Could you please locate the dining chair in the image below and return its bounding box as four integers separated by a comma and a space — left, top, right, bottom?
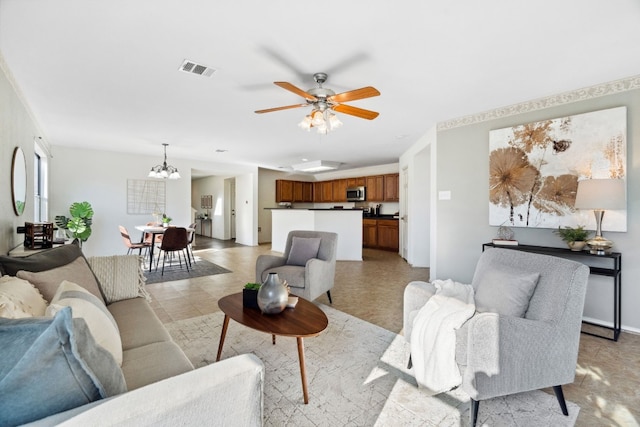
156, 227, 190, 275
186, 222, 197, 266
119, 225, 151, 268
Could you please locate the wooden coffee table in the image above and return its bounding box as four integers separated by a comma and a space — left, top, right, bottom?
216, 292, 328, 404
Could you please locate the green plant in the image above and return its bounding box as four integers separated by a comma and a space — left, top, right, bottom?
161, 213, 172, 224
55, 201, 94, 242
553, 225, 590, 242
244, 282, 261, 290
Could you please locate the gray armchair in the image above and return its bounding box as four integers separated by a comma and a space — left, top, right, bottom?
256, 230, 337, 303
404, 247, 590, 426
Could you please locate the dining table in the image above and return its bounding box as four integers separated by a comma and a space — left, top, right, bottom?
134, 225, 195, 272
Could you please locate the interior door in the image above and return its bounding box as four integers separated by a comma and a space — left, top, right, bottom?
230, 178, 236, 239
401, 167, 409, 260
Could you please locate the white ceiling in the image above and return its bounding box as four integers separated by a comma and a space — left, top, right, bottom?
2, 1, 640, 176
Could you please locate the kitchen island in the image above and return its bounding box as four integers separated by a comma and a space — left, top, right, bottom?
271, 209, 362, 261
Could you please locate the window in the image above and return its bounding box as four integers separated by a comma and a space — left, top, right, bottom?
34, 139, 48, 222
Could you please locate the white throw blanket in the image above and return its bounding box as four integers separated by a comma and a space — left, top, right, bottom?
410, 279, 475, 395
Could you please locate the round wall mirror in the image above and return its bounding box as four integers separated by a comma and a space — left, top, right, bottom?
11, 147, 27, 216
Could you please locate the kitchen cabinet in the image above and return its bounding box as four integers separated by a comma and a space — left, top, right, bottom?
293, 181, 314, 202
313, 181, 333, 202
362, 218, 399, 252
332, 179, 348, 202
362, 219, 378, 248
366, 175, 385, 201
377, 220, 399, 251
275, 179, 294, 202
383, 173, 399, 202
347, 177, 366, 187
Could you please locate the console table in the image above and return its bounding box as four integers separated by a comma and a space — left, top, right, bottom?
483, 243, 621, 341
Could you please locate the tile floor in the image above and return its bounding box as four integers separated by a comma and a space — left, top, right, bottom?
147, 237, 640, 426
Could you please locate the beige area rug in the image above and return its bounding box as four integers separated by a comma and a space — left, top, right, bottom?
166, 305, 579, 426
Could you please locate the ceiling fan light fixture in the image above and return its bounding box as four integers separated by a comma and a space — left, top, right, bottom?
291, 160, 341, 172
298, 115, 312, 131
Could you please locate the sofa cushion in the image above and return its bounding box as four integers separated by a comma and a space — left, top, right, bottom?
286, 237, 321, 267
108, 298, 172, 350
0, 307, 126, 426
121, 341, 193, 390
474, 267, 540, 318
0, 275, 47, 318
17, 256, 105, 305
47, 280, 123, 366
263, 265, 305, 289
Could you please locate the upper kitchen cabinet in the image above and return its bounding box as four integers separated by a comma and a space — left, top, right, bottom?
332, 179, 348, 202
366, 175, 385, 202
313, 181, 333, 202
346, 177, 366, 187
276, 179, 294, 202
293, 181, 314, 202
383, 173, 399, 201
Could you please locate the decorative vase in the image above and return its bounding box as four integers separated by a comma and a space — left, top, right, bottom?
257, 273, 288, 314
567, 241, 587, 252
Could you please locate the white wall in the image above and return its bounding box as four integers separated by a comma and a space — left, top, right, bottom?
191, 175, 225, 238
47, 146, 258, 257
234, 173, 257, 246
0, 57, 42, 255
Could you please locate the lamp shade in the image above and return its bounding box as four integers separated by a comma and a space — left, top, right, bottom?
574, 179, 626, 210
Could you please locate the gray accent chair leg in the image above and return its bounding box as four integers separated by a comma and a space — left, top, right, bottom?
553, 385, 569, 416
326, 290, 332, 304
470, 399, 479, 427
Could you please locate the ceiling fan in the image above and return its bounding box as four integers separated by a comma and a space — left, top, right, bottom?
255, 72, 380, 132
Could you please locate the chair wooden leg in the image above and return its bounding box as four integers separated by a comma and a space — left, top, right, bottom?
553, 385, 569, 416
326, 290, 332, 304
470, 399, 479, 427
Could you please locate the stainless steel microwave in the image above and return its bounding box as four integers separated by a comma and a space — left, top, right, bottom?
346, 186, 366, 201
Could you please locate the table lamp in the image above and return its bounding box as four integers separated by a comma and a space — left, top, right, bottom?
574, 178, 626, 255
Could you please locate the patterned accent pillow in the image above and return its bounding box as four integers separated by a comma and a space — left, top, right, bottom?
46, 280, 123, 366
0, 276, 47, 318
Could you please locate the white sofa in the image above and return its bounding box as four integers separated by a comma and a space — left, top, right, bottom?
0, 244, 264, 426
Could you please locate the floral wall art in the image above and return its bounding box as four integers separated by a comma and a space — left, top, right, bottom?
489, 106, 627, 231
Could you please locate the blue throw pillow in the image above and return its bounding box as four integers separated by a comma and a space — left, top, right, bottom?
0, 307, 126, 426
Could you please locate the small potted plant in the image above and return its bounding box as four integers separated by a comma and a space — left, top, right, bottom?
243, 283, 261, 308
161, 213, 172, 227
553, 225, 591, 251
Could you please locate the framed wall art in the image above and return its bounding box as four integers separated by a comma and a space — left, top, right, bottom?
127, 179, 166, 215
489, 106, 627, 231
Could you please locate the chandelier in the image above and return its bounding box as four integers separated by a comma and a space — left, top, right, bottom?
298, 104, 343, 135
148, 143, 180, 179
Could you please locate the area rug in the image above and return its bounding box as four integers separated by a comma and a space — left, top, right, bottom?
143, 256, 231, 284
166, 305, 579, 426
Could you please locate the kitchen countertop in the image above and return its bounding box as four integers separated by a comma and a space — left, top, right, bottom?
265, 207, 398, 219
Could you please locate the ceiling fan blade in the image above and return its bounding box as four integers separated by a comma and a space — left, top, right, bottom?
255, 103, 308, 114
274, 82, 317, 101
332, 104, 379, 120
329, 86, 380, 103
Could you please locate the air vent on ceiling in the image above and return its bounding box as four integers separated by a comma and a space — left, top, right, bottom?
179, 59, 216, 77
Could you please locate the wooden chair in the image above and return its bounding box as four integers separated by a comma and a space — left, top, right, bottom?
156, 227, 190, 276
